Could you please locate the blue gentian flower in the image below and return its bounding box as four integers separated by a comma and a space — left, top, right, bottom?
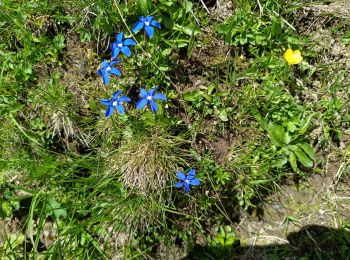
132, 16, 161, 38
136, 87, 166, 113
111, 32, 136, 58
97, 60, 122, 85
100, 90, 131, 117
175, 169, 200, 193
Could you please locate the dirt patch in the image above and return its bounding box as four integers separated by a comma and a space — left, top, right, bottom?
204, 137, 232, 164
295, 0, 350, 69
176, 35, 232, 93
210, 0, 234, 21
236, 155, 350, 254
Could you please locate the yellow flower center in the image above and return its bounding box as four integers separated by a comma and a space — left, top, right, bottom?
283, 48, 303, 65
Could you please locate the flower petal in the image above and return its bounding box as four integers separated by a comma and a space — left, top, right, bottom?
132, 21, 144, 33
151, 19, 161, 30
188, 169, 196, 177
102, 71, 110, 85
145, 16, 154, 22
118, 96, 131, 102
116, 104, 125, 115
153, 93, 166, 101
189, 178, 200, 186
139, 88, 148, 98
110, 67, 121, 76
100, 60, 108, 68
105, 105, 114, 118
176, 171, 186, 181
116, 32, 123, 42
124, 39, 136, 46
136, 97, 148, 110
174, 182, 184, 188
149, 100, 158, 113
148, 86, 158, 95
184, 183, 190, 193
100, 99, 110, 106
121, 46, 131, 57
111, 47, 120, 59
145, 26, 154, 38
112, 90, 121, 100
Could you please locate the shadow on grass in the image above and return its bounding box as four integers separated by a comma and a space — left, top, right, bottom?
185, 225, 350, 259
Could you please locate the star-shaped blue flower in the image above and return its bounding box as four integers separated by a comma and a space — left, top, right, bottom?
97, 60, 122, 85
175, 169, 201, 193
135, 87, 166, 113
111, 32, 136, 58
100, 90, 131, 117
132, 16, 161, 38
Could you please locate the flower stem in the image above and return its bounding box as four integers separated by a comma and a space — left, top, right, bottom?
143, 30, 148, 50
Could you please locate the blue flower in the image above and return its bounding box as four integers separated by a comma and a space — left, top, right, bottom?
100, 90, 131, 117
111, 32, 136, 58
136, 87, 166, 113
97, 60, 122, 85
175, 169, 200, 193
132, 16, 161, 38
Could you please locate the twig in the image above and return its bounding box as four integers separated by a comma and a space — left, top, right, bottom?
272, 10, 296, 31
257, 0, 263, 17
332, 161, 346, 191
190, 9, 201, 26
200, 0, 210, 14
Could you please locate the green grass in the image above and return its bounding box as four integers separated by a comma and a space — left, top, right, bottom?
1, 0, 350, 258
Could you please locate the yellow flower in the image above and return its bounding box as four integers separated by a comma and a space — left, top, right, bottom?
283, 48, 303, 65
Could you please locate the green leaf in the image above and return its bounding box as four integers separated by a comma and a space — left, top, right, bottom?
290, 145, 313, 168
168, 38, 189, 48
207, 83, 216, 95
161, 48, 172, 56
173, 24, 200, 36
342, 30, 350, 45
298, 113, 316, 134
273, 156, 288, 168
289, 151, 299, 173
184, 91, 200, 101
26, 193, 40, 246
201, 92, 212, 102
0, 201, 13, 218
217, 237, 225, 245
267, 123, 290, 146
217, 109, 228, 122
271, 20, 282, 36
159, 65, 169, 71
298, 142, 315, 161
226, 237, 236, 245
53, 35, 65, 50
255, 35, 265, 44
251, 108, 268, 131
181, 0, 193, 13
253, 110, 291, 145
45, 197, 67, 220
239, 37, 247, 45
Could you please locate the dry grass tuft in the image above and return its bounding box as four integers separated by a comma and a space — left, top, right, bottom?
107, 128, 190, 193
49, 111, 89, 149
